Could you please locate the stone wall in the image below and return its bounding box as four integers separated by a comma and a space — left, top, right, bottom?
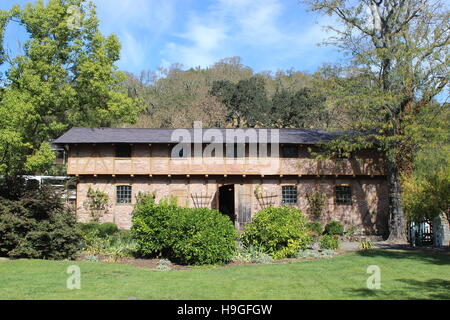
75, 175, 389, 235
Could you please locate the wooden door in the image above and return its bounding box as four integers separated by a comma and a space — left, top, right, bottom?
235, 184, 253, 230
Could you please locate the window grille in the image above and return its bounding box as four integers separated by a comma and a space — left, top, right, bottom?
336, 186, 352, 205
117, 185, 132, 204
282, 186, 298, 205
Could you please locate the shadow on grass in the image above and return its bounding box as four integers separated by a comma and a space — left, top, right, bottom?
356, 249, 450, 266
347, 250, 450, 300
347, 279, 450, 300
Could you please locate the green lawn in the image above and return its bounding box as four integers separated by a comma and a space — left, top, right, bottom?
0, 250, 449, 300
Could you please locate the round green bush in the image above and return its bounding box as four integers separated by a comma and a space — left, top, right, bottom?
319, 235, 340, 250
324, 221, 344, 235
77, 222, 101, 235
306, 222, 324, 236
132, 197, 237, 265
241, 206, 312, 260
132, 197, 179, 257
170, 208, 238, 265
98, 222, 119, 237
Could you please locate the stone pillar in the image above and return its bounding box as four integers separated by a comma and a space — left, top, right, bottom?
433, 213, 450, 247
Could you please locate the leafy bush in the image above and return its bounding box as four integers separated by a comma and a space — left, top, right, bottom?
241, 206, 312, 259
320, 249, 337, 258
82, 229, 107, 255
306, 222, 324, 237
77, 222, 101, 235
297, 249, 337, 259
79, 224, 136, 259
84, 254, 99, 262
253, 253, 274, 264
344, 225, 358, 236
360, 241, 374, 250
233, 242, 273, 264
324, 221, 344, 235
132, 197, 237, 265
0, 186, 81, 260
170, 208, 238, 265
77, 222, 119, 238
114, 229, 133, 242
319, 235, 340, 250
98, 222, 119, 237
156, 259, 173, 271
131, 196, 176, 256
296, 249, 320, 259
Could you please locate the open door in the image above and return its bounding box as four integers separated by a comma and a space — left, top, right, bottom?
235, 184, 252, 230
219, 185, 235, 223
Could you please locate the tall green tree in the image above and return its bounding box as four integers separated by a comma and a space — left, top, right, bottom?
210, 76, 271, 127
0, 0, 143, 175
304, 0, 449, 241
269, 88, 327, 128
402, 105, 450, 222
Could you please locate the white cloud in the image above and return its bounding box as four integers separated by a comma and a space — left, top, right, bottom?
120, 32, 147, 69
94, 0, 174, 31
163, 14, 229, 68
162, 0, 339, 70
216, 0, 285, 45
93, 0, 175, 71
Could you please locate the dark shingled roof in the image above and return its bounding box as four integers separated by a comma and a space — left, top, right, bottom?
53, 127, 346, 145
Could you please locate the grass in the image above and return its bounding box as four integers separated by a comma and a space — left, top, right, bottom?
0, 250, 449, 300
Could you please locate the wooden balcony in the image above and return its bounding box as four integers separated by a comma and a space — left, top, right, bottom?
67, 156, 385, 177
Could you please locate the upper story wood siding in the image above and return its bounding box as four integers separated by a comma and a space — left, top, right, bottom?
66, 143, 385, 176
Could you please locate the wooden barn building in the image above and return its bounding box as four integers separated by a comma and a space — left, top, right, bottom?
54, 127, 389, 236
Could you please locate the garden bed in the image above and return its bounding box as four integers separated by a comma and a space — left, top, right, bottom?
75, 247, 351, 270
75, 253, 190, 270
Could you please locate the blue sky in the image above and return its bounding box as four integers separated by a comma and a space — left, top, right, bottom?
1, 0, 344, 75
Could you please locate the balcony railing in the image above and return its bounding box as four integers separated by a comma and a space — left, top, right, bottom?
67, 156, 385, 176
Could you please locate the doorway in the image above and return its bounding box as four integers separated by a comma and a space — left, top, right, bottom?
219, 185, 235, 223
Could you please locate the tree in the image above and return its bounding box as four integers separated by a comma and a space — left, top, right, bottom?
121, 57, 326, 129
402, 106, 450, 222
402, 146, 450, 223
0, 0, 143, 176
210, 76, 271, 127
269, 88, 327, 128
304, 0, 449, 242
122, 65, 228, 128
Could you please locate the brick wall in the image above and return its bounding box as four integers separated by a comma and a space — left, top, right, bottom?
76, 175, 389, 236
